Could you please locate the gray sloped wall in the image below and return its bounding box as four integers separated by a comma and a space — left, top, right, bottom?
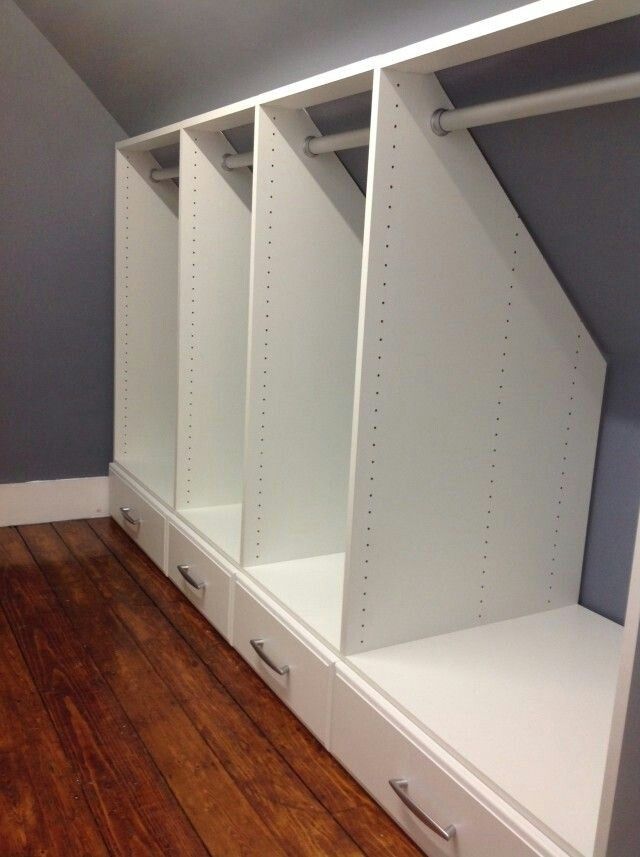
0, 0, 124, 482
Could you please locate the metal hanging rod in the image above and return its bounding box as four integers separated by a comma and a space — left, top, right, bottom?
431, 70, 640, 136
222, 150, 253, 170
150, 165, 179, 182
149, 125, 371, 179
304, 126, 369, 156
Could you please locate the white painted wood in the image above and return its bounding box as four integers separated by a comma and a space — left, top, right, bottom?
175, 126, 252, 541
115, 1, 637, 154
241, 103, 365, 566
246, 553, 344, 649
348, 606, 622, 857
233, 575, 334, 743
342, 68, 605, 655
167, 522, 233, 641
114, 149, 179, 506
109, 467, 167, 570
0, 477, 109, 526
595, 508, 640, 857
331, 662, 567, 857
178, 504, 242, 563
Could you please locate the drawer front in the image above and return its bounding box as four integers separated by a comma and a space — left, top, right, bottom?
233, 580, 332, 743
109, 471, 166, 570
167, 524, 232, 640
331, 670, 544, 857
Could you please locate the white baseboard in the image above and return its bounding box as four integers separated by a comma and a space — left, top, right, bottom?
0, 476, 109, 527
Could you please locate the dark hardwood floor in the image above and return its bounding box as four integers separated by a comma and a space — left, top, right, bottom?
0, 518, 423, 856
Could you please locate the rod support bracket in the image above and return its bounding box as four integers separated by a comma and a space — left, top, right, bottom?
221, 153, 233, 171
430, 108, 450, 136
303, 135, 318, 157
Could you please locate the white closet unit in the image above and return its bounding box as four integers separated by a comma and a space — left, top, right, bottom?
335, 65, 611, 857
110, 2, 640, 855
174, 111, 254, 562
114, 148, 179, 506
241, 80, 371, 649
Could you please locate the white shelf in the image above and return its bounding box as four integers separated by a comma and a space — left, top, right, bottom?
118, 457, 175, 506
349, 605, 622, 857
179, 504, 242, 562
246, 553, 345, 648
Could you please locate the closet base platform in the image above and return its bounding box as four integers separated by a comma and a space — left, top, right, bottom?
246, 552, 344, 650
346, 606, 622, 857
178, 503, 243, 562
117, 456, 175, 507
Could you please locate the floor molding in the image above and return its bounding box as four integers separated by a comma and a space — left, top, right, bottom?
0, 476, 109, 527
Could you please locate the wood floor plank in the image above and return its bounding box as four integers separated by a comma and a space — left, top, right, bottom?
21, 523, 290, 857
87, 517, 423, 856
0, 526, 209, 857
88, 517, 367, 812
0, 606, 108, 857
55, 518, 366, 857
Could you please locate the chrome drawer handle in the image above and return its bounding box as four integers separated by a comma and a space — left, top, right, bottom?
389, 779, 456, 842
250, 638, 289, 676
177, 564, 206, 591
119, 506, 140, 525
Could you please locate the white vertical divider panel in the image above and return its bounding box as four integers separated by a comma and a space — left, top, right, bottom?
342, 69, 605, 655
241, 105, 365, 567
175, 127, 252, 511
114, 150, 179, 505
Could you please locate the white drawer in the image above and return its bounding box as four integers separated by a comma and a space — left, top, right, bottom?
233, 578, 333, 743
109, 470, 166, 570
167, 524, 233, 641
331, 665, 560, 857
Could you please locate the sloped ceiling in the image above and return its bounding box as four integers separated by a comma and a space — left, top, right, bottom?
13, 0, 524, 134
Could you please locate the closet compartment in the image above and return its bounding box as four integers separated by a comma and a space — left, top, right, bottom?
340, 66, 614, 857
174, 113, 254, 561
114, 143, 179, 505
167, 521, 233, 641
240, 79, 372, 649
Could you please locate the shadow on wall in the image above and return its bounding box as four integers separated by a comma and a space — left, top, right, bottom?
581, 359, 640, 624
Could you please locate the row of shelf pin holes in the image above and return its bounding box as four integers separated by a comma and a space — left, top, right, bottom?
479, 225, 520, 620
122, 160, 130, 455
361, 81, 401, 645
255, 116, 278, 560
184, 138, 199, 504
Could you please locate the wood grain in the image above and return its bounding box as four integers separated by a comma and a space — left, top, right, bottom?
55, 519, 363, 857
0, 526, 208, 857
0, 606, 108, 857
88, 517, 423, 856
20, 523, 288, 857
0, 518, 423, 856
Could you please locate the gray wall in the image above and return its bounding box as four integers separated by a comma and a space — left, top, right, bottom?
0, 0, 123, 482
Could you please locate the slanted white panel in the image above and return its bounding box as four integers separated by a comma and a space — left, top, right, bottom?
349, 605, 622, 857
342, 69, 605, 654
114, 150, 179, 505
175, 127, 252, 521
242, 105, 365, 566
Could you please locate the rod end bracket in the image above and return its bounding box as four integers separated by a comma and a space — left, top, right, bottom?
303, 135, 318, 157
430, 108, 450, 136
